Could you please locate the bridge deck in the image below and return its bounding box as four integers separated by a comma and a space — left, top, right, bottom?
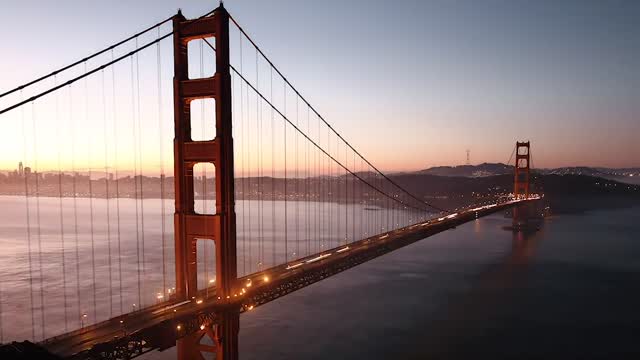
42, 199, 537, 358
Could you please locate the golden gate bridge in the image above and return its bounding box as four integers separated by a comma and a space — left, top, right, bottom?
0, 4, 541, 359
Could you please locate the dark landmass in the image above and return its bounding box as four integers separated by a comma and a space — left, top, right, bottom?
0, 341, 61, 360
391, 172, 640, 214
411, 163, 640, 185
413, 162, 513, 177
0, 169, 638, 214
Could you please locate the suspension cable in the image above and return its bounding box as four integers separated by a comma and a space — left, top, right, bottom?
0, 32, 172, 116
227, 15, 447, 214
1, 6, 223, 115
0, 15, 175, 99
506, 144, 516, 168
221, 57, 429, 212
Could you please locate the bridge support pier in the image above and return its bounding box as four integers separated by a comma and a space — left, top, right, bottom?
176, 310, 239, 360
173, 4, 238, 360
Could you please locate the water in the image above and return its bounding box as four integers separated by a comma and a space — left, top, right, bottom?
0, 195, 420, 342
2, 196, 638, 358
148, 205, 640, 359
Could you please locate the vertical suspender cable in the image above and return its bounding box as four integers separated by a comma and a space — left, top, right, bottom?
327, 128, 332, 247
32, 101, 46, 340
295, 96, 299, 257
325, 126, 333, 247
270, 67, 275, 267
256, 50, 264, 268
306, 106, 310, 255
389, 181, 392, 229
31, 100, 46, 339
102, 68, 113, 319
131, 55, 142, 309
321, 121, 324, 249
135, 38, 147, 306
231, 71, 240, 275
85, 62, 97, 323
157, 27, 167, 298
238, 34, 246, 275
240, 41, 252, 273
316, 117, 320, 252
111, 51, 124, 314
70, 84, 82, 327
21, 92, 36, 341
376, 172, 380, 231
283, 83, 288, 262
345, 141, 348, 243
55, 75, 69, 332
352, 151, 356, 240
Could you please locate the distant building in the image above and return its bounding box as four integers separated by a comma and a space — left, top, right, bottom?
18, 161, 24, 176
24, 167, 31, 177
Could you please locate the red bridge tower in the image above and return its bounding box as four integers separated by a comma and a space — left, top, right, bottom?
513, 141, 534, 229
172, 5, 238, 360
514, 141, 530, 200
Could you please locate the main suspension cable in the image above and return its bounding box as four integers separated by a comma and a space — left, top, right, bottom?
201, 38, 429, 214
227, 15, 448, 214
226, 60, 428, 212
0, 32, 172, 116
0, 15, 175, 99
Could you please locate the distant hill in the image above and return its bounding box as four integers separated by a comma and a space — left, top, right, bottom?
415, 163, 513, 177
412, 163, 640, 184
543, 167, 640, 185
388, 172, 640, 213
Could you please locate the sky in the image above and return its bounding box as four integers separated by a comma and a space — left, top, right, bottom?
0, 0, 639, 173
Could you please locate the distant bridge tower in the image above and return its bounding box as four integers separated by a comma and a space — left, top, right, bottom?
514, 141, 530, 200
513, 141, 533, 230
466, 149, 470, 165
173, 4, 238, 360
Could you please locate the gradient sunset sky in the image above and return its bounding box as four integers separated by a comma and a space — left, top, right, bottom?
1, 0, 638, 172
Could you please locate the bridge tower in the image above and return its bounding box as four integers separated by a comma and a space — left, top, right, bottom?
514, 141, 530, 200
513, 141, 531, 229
173, 4, 238, 360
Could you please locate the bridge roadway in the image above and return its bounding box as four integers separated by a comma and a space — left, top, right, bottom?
42, 198, 538, 359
